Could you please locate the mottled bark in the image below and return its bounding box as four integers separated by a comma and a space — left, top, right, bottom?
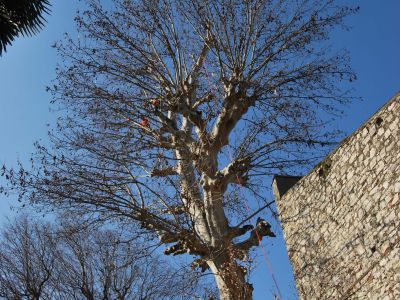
208, 255, 252, 300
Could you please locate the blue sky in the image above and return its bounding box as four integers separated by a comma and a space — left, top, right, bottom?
0, 1, 399, 299
0, 2, 80, 215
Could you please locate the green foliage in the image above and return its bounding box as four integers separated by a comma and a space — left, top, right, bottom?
0, 0, 51, 55
318, 157, 332, 178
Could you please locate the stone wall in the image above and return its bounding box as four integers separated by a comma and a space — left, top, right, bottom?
273, 94, 400, 299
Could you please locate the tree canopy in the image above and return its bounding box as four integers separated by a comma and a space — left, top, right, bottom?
2, 0, 358, 299
0, 215, 209, 299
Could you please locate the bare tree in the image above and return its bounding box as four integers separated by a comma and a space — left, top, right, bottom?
3, 0, 358, 298
0, 217, 209, 300
53, 221, 203, 300
0, 216, 57, 300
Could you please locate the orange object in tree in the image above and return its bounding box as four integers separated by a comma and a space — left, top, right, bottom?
150, 98, 160, 107
140, 118, 150, 127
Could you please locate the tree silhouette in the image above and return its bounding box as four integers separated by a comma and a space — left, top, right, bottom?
0, 0, 51, 55
3, 0, 358, 298
0, 216, 210, 299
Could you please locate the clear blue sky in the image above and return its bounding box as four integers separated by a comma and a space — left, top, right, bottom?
0, 1, 399, 299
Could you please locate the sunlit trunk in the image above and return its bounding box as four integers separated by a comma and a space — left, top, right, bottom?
203, 189, 229, 247
208, 255, 253, 300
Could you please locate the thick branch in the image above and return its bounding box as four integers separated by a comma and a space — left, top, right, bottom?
215, 156, 251, 188
150, 167, 178, 177
226, 224, 254, 240
175, 140, 212, 244
234, 218, 275, 251
153, 110, 196, 146
188, 43, 209, 83
163, 237, 209, 257
209, 80, 256, 151
193, 92, 213, 109
168, 97, 206, 132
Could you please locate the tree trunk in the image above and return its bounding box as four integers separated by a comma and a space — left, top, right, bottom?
207, 255, 253, 300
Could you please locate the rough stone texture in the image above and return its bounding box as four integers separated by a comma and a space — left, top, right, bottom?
273, 93, 400, 299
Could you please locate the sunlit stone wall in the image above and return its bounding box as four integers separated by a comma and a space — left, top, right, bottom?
274, 94, 400, 299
